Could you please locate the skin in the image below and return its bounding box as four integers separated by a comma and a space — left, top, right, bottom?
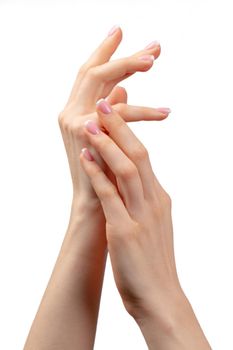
80, 101, 212, 349
23, 26, 170, 349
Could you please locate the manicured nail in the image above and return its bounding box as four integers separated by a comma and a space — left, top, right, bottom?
156, 107, 171, 114
138, 54, 155, 62
84, 120, 101, 135
81, 148, 94, 161
144, 40, 160, 49
97, 99, 112, 114
108, 25, 120, 37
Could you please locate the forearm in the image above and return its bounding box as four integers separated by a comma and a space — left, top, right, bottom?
24, 197, 107, 350
136, 289, 211, 350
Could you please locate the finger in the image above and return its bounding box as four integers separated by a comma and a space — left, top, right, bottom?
101, 86, 128, 137
96, 99, 163, 201
67, 26, 123, 105
82, 102, 170, 134
74, 101, 170, 148
80, 26, 123, 70
89, 43, 160, 100
106, 85, 128, 105
102, 42, 161, 93
83, 119, 145, 218
102, 40, 161, 90
76, 54, 156, 110
113, 103, 171, 121
79, 147, 131, 226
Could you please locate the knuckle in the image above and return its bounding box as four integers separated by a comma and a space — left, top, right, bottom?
131, 144, 149, 162
118, 162, 138, 180
90, 166, 102, 180
114, 114, 125, 128
113, 102, 125, 113
58, 111, 69, 131
162, 191, 172, 208
86, 67, 100, 80
95, 135, 111, 152
58, 111, 84, 138
78, 63, 88, 75
99, 186, 118, 201
157, 190, 172, 213
70, 121, 84, 138
58, 110, 65, 125
108, 221, 136, 243
91, 169, 118, 201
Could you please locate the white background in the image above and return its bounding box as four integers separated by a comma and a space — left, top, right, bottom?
0, 0, 232, 349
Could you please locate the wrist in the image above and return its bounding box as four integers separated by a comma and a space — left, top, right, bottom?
133, 285, 185, 329
135, 288, 211, 350
67, 193, 102, 231
60, 194, 107, 262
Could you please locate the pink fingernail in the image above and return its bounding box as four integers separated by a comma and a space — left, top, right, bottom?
97, 99, 112, 114
108, 25, 120, 36
84, 120, 101, 135
144, 40, 160, 49
156, 107, 171, 114
81, 148, 94, 161
138, 54, 155, 62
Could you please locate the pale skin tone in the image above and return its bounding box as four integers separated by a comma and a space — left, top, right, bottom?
24, 26, 211, 349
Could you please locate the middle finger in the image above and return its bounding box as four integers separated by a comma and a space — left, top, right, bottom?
76, 53, 155, 110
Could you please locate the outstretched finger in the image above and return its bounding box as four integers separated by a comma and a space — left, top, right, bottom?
76, 54, 156, 108
67, 26, 123, 105
113, 103, 170, 121
80, 102, 170, 139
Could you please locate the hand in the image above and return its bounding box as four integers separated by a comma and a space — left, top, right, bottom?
79, 100, 211, 350
23, 28, 173, 350
58, 26, 169, 206
80, 99, 176, 319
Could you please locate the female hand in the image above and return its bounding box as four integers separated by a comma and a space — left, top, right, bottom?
23, 28, 173, 350
80, 98, 176, 318
80, 100, 211, 350
58, 26, 169, 207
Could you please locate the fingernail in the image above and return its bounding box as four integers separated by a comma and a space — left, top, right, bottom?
156, 107, 171, 114
84, 120, 101, 135
108, 25, 120, 37
97, 99, 112, 114
138, 54, 155, 62
144, 40, 160, 49
81, 148, 94, 161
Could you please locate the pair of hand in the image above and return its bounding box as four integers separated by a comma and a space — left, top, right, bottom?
23, 25, 211, 350
58, 25, 178, 324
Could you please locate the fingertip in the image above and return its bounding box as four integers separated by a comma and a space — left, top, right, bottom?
96, 99, 112, 115
106, 85, 128, 105
107, 25, 123, 41
160, 114, 169, 120
117, 85, 128, 101
152, 42, 161, 58
155, 44, 161, 57
149, 112, 169, 121
156, 113, 170, 121
117, 26, 123, 39
81, 147, 95, 161
156, 108, 171, 117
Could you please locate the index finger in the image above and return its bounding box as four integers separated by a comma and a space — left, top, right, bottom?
67, 26, 123, 104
